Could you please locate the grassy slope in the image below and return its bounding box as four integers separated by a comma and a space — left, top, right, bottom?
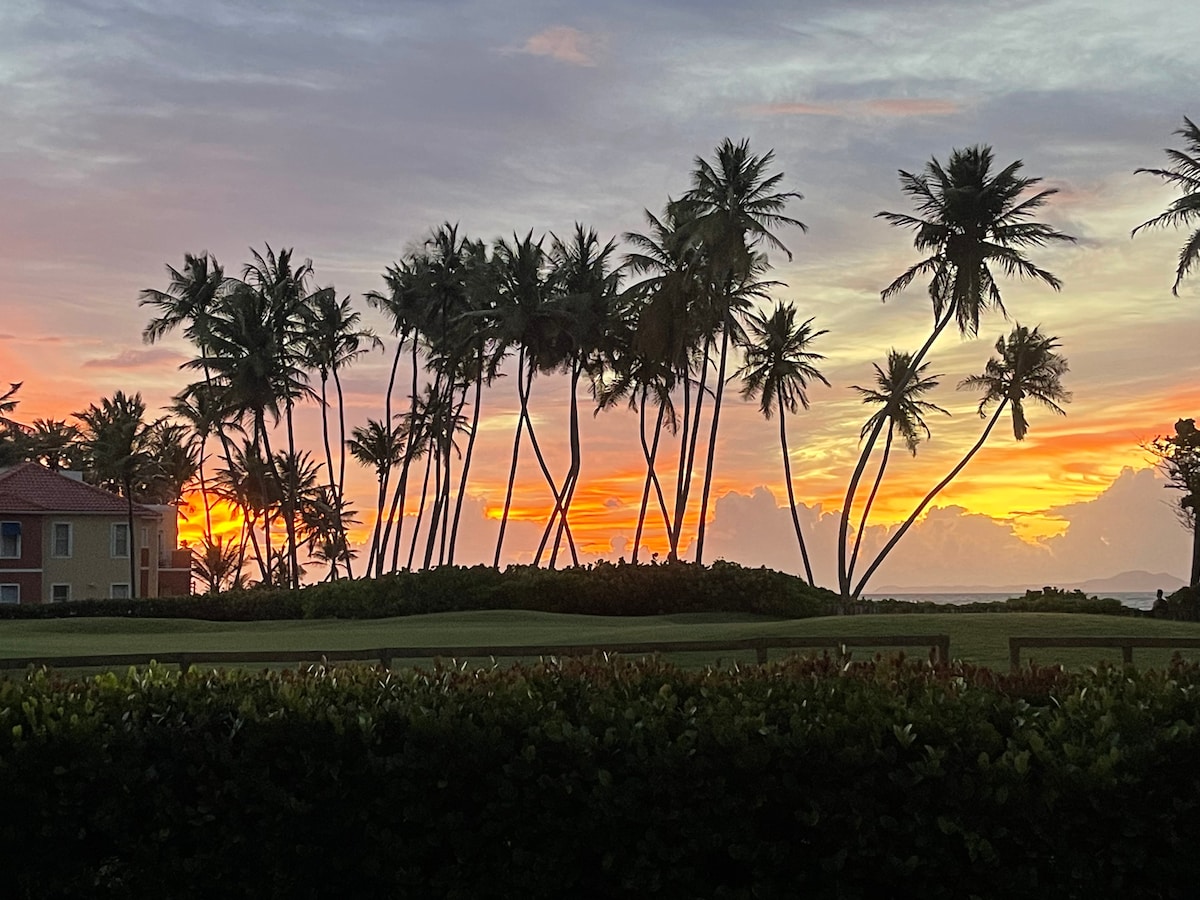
6, 611, 1200, 671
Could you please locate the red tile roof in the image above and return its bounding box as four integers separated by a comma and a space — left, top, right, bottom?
0, 462, 158, 517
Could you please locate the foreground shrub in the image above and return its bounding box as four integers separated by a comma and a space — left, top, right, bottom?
2, 656, 1199, 898
0, 560, 839, 622
1161, 584, 1200, 620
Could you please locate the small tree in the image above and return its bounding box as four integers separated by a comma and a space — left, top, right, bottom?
1147, 418, 1200, 587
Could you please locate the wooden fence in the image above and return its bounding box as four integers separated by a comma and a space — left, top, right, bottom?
1010, 635, 1200, 670
0, 634, 951, 673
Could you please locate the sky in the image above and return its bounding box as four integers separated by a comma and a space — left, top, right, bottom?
1, 0, 1197, 590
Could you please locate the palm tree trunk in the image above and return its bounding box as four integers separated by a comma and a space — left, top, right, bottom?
695, 322, 731, 564
838, 305, 956, 597
494, 349, 527, 567
851, 400, 1009, 599
373, 338, 404, 573
448, 366, 483, 565
283, 399, 301, 589
632, 392, 664, 563
197, 434, 213, 543
777, 398, 815, 585
407, 449, 434, 570
385, 342, 422, 574
668, 374, 692, 562
847, 424, 894, 590
540, 363, 581, 566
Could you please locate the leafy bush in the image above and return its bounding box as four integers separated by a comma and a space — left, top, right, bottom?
1160, 584, 1200, 620
2, 656, 1198, 898
855, 586, 1136, 617
0, 560, 839, 622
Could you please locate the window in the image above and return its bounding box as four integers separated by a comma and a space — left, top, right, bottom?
51, 584, 70, 603
0, 584, 18, 604
111, 523, 130, 558
1, 522, 20, 559
52, 522, 73, 558
110, 583, 131, 600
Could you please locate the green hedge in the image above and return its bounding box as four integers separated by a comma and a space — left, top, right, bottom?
2, 656, 1199, 898
0, 560, 840, 621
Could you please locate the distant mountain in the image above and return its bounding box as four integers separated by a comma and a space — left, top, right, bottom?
873, 569, 1187, 596
1074, 571, 1186, 594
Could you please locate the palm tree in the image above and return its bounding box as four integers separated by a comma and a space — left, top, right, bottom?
1133, 116, 1200, 295
0, 382, 27, 466
191, 534, 242, 594
622, 202, 706, 561
487, 231, 575, 566
74, 391, 158, 597
735, 302, 828, 584
302, 290, 381, 576
347, 418, 405, 575
537, 224, 622, 566
681, 138, 806, 564
850, 324, 1070, 598
844, 352, 948, 588
28, 419, 81, 472
839, 145, 1074, 597
1146, 419, 1200, 586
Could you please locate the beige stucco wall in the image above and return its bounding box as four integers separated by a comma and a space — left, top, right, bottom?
41, 513, 159, 602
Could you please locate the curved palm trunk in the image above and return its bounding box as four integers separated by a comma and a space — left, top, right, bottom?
541, 363, 582, 567
365, 470, 388, 576
448, 367, 484, 564
525, 392, 578, 566
407, 450, 434, 570
777, 399, 815, 586
332, 365, 353, 576
695, 323, 732, 564
283, 400, 301, 589
379, 340, 418, 574
851, 400, 1008, 599
387, 453, 415, 573
671, 348, 711, 561
197, 434, 213, 542
847, 424, 894, 590
373, 339, 404, 573
422, 437, 444, 570
494, 349, 528, 567
667, 374, 692, 562
838, 306, 955, 597
632, 393, 666, 563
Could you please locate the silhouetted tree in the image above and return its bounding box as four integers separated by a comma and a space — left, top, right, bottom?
1133, 116, 1200, 295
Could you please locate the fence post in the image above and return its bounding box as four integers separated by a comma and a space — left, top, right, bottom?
1122, 645, 1134, 665
1009, 640, 1022, 672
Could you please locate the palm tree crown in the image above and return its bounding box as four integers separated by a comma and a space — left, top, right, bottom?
852, 351, 948, 456
737, 303, 829, 417
1133, 116, 1200, 295
878, 145, 1075, 336
959, 323, 1071, 441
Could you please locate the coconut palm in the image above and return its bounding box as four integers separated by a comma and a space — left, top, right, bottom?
1133, 116, 1200, 295
735, 302, 828, 584
191, 534, 242, 594
302, 290, 381, 576
844, 352, 948, 587
73, 391, 158, 598
28, 419, 81, 472
622, 202, 707, 561
681, 138, 805, 564
850, 324, 1070, 597
347, 418, 405, 575
839, 146, 1074, 597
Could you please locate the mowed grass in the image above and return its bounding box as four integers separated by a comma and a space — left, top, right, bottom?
6, 611, 1200, 673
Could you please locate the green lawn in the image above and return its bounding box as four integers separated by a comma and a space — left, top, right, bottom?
6, 610, 1200, 673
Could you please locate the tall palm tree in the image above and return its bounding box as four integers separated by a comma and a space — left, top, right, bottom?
735, 302, 828, 584
1133, 116, 1200, 295
74, 391, 158, 598
241, 245, 321, 588
0, 382, 27, 466
537, 224, 622, 566
844, 352, 948, 587
302, 290, 381, 576
850, 324, 1070, 597
682, 138, 806, 564
839, 146, 1074, 597
488, 231, 575, 566
623, 202, 706, 561
347, 418, 405, 575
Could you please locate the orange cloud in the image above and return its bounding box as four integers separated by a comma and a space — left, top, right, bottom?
519, 26, 599, 66
83, 347, 188, 370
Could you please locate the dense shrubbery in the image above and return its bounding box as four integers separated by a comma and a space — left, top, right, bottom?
858, 586, 1136, 617
0, 560, 840, 621
2, 655, 1199, 898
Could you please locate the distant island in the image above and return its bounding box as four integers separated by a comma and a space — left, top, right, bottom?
873, 570, 1187, 595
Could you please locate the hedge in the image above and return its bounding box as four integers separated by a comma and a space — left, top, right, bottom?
0, 560, 841, 621
3, 655, 1199, 898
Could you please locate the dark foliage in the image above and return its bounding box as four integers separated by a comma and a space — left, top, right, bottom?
3, 656, 1199, 898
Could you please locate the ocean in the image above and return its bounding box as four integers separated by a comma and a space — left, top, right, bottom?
862, 591, 1159, 612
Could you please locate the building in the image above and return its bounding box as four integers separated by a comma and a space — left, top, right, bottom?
0, 462, 191, 604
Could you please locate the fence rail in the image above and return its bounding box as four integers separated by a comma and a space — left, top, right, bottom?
1010, 636, 1200, 670
0, 634, 950, 673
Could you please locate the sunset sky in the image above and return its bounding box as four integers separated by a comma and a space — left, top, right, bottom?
2, 0, 1197, 590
